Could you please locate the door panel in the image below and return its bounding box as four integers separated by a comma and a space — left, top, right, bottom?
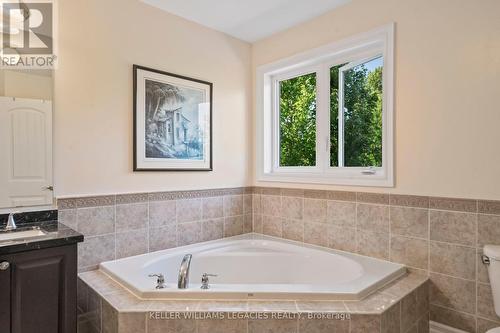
0, 96, 53, 208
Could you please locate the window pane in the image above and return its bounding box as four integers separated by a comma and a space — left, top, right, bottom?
330, 63, 347, 167
331, 56, 383, 167
279, 72, 317, 167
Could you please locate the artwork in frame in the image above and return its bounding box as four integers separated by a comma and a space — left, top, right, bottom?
133, 65, 212, 171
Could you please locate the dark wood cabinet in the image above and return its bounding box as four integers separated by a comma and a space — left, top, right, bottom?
0, 244, 77, 333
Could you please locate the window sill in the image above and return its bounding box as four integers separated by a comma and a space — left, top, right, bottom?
257, 173, 394, 187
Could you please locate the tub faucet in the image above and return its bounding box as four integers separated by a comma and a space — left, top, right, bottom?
5, 213, 17, 231
178, 254, 192, 289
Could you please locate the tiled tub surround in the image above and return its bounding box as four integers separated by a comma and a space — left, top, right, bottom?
57, 188, 253, 272
252, 188, 500, 333
77, 269, 429, 333
62, 186, 500, 332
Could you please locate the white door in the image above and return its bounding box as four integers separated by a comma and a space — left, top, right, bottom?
0, 97, 53, 208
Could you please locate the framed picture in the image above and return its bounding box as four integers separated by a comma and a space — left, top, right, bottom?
133, 65, 213, 171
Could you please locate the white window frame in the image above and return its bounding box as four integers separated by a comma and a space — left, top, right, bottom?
256, 23, 394, 187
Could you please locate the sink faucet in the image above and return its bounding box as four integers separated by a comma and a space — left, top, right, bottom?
5, 213, 17, 231
178, 254, 192, 289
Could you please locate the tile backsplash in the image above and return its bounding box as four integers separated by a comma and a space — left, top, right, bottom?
60, 186, 500, 333
57, 188, 252, 272
252, 187, 500, 333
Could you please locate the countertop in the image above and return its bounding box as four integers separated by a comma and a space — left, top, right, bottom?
0, 210, 84, 255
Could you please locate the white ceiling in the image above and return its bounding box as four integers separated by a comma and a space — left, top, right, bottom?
141, 0, 350, 42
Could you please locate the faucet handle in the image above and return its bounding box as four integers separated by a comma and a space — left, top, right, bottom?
148, 273, 166, 289
201, 273, 218, 290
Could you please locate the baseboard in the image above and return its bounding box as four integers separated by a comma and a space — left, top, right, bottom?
430, 321, 469, 333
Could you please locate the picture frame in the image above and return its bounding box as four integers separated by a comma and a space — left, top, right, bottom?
133, 65, 213, 171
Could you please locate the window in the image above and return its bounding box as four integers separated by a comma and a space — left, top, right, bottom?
257, 24, 394, 186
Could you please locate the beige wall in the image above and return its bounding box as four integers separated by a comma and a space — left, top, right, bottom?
54, 0, 252, 197
252, 0, 500, 200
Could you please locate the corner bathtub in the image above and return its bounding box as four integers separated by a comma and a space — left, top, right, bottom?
99, 234, 405, 300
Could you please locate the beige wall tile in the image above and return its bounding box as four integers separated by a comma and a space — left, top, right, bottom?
356, 230, 389, 260
390, 236, 429, 270
201, 218, 224, 242
401, 284, 429, 332
244, 214, 253, 233
77, 206, 115, 236
116, 203, 148, 231
350, 314, 381, 333
118, 313, 145, 333
101, 299, 118, 333
303, 198, 327, 223
224, 195, 244, 217
390, 194, 429, 208
262, 195, 282, 217
253, 214, 263, 234
479, 200, 500, 215
76, 195, 115, 208
283, 219, 304, 242
202, 197, 223, 219
262, 187, 282, 195
357, 204, 390, 233
59, 209, 78, 230
115, 193, 148, 205
304, 222, 328, 247
244, 194, 253, 215
381, 302, 400, 333
477, 317, 500, 333
430, 210, 477, 246
224, 216, 244, 237
281, 196, 303, 220
149, 201, 176, 227
429, 304, 476, 333
357, 192, 390, 205
177, 222, 202, 246
429, 242, 476, 280
429, 273, 476, 314
177, 199, 202, 223
147, 317, 196, 333
149, 225, 176, 252
197, 318, 246, 333
390, 206, 429, 239
478, 283, 500, 322
253, 194, 262, 215
281, 188, 304, 197
248, 318, 297, 333
298, 317, 349, 333
429, 197, 477, 213
262, 215, 283, 237
327, 201, 356, 227
304, 189, 328, 199
116, 229, 148, 259
78, 234, 115, 268
326, 190, 356, 202
478, 214, 500, 246
328, 226, 356, 253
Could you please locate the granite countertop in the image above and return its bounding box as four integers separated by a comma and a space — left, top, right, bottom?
0, 210, 84, 255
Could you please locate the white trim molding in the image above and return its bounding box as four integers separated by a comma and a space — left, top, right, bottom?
255, 23, 395, 187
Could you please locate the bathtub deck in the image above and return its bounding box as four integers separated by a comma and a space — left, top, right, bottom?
78, 269, 429, 333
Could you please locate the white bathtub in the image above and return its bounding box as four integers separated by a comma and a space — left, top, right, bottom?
99, 234, 405, 300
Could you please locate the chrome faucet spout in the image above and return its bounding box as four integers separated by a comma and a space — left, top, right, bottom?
178, 254, 192, 289
6, 213, 17, 231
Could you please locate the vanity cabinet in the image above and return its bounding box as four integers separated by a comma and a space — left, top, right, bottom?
0, 244, 77, 333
